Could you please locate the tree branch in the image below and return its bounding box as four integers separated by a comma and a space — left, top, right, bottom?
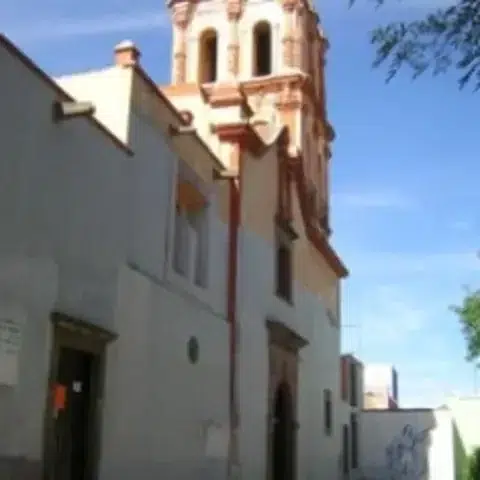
451, 288, 480, 365
370, 0, 480, 89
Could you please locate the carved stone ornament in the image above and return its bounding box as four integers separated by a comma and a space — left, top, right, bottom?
282, 37, 295, 67
172, 2, 191, 28
282, 0, 297, 12
227, 44, 240, 75
277, 81, 298, 109
173, 52, 187, 83
227, 0, 243, 20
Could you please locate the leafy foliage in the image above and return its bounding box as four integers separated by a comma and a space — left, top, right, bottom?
369, 0, 480, 89
467, 446, 480, 480
451, 289, 480, 365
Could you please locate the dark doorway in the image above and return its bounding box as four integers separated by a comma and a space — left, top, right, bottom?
272, 382, 295, 480
43, 314, 114, 480
52, 347, 96, 480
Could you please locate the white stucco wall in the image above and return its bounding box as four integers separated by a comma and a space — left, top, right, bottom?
447, 396, 480, 456
236, 226, 342, 479
98, 83, 230, 479
0, 36, 130, 471
359, 409, 455, 480
2, 37, 344, 480
0, 38, 229, 480
56, 67, 132, 143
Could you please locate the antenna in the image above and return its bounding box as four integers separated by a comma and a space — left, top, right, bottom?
474, 364, 479, 395
342, 323, 363, 357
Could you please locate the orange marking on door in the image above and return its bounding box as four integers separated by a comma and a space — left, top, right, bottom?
53, 384, 67, 411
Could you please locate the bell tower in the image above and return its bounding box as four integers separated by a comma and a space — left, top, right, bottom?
165, 0, 335, 233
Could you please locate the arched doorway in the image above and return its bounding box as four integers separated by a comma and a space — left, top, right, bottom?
272, 382, 295, 480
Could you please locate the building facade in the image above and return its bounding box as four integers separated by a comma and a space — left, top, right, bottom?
358, 397, 480, 480
363, 364, 399, 410
0, 33, 230, 480
0, 0, 347, 475
339, 354, 363, 479
359, 408, 454, 480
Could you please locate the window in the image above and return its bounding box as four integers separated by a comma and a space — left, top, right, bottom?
342, 424, 350, 474
350, 413, 359, 469
275, 240, 293, 303
173, 179, 209, 288
198, 29, 218, 83
324, 389, 332, 436
253, 21, 272, 76
350, 361, 358, 407
340, 357, 349, 402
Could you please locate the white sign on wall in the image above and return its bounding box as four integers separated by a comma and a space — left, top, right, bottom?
204, 421, 229, 459
0, 309, 25, 386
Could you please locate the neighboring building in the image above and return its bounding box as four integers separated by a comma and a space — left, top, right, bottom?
0, 0, 347, 475
339, 354, 364, 479
357, 397, 480, 480
359, 408, 454, 480
447, 395, 480, 477
363, 363, 399, 410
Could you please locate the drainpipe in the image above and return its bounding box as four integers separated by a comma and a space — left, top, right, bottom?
225, 154, 242, 480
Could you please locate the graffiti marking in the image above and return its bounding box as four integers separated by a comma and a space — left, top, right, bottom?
385, 424, 432, 480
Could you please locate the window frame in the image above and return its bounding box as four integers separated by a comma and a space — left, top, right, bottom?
170, 160, 211, 290
350, 413, 359, 469
349, 361, 358, 408
340, 357, 349, 402
252, 21, 273, 77
198, 28, 218, 84
274, 221, 296, 304
324, 388, 333, 436
342, 424, 350, 474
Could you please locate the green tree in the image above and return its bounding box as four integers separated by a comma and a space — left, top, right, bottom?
369, 0, 480, 89
467, 446, 480, 480
451, 289, 480, 366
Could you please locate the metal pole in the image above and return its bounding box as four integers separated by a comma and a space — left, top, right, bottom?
342, 324, 362, 356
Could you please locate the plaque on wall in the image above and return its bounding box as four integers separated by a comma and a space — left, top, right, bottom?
0, 307, 26, 386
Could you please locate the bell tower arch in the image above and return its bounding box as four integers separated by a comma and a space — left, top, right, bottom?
165, 0, 335, 233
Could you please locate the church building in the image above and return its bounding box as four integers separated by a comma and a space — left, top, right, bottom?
159, 0, 349, 476
0, 0, 349, 477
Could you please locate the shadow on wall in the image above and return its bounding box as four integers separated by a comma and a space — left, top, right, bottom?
358, 409, 437, 480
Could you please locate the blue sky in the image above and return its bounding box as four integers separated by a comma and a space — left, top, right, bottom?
4, 0, 479, 407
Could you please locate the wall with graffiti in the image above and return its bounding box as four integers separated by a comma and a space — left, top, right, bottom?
358, 408, 455, 480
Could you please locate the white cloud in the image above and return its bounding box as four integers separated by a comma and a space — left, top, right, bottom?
333, 190, 414, 210
400, 378, 450, 408
342, 282, 477, 407
342, 286, 461, 407
345, 250, 480, 276
5, 10, 168, 42
398, 366, 476, 408
361, 284, 430, 338
342, 284, 434, 356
